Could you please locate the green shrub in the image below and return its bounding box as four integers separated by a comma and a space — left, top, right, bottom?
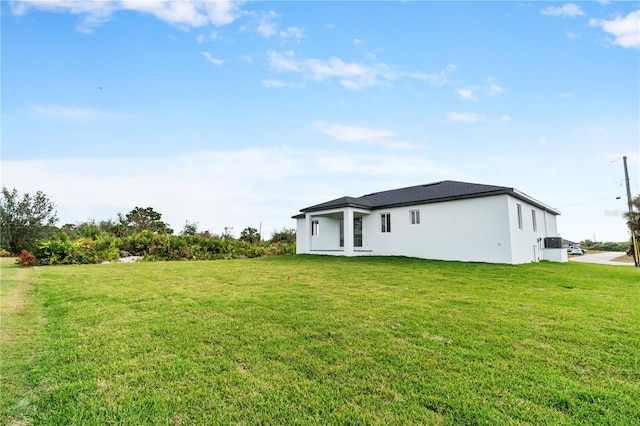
120, 230, 167, 257
76, 223, 102, 239
30, 231, 296, 265
69, 238, 98, 264
0, 249, 11, 257
34, 240, 73, 265
579, 240, 630, 252
270, 227, 296, 244
94, 234, 120, 262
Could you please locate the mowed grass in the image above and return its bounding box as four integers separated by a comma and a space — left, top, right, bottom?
2, 256, 639, 425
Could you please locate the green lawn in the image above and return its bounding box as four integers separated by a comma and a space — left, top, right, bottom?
2, 256, 638, 425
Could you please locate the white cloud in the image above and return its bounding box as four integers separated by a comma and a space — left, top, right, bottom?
446, 112, 484, 124
201, 51, 223, 66
11, 0, 244, 32
266, 50, 301, 72
199, 0, 241, 26
501, 115, 511, 122
261, 79, 302, 89
315, 121, 394, 142
196, 30, 220, 43
262, 79, 286, 88
11, 0, 115, 33
315, 154, 456, 177
267, 50, 390, 89
541, 3, 585, 17
256, 10, 277, 37
314, 121, 423, 149
280, 27, 304, 42
488, 83, 504, 96
408, 64, 457, 87
353, 38, 363, 45
266, 50, 455, 90
590, 11, 640, 49
457, 89, 476, 101
456, 80, 502, 100
0, 147, 456, 236
28, 104, 120, 122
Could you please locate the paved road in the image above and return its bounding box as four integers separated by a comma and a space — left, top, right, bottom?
568, 251, 635, 266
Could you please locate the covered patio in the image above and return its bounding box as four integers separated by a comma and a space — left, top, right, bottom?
302, 207, 372, 255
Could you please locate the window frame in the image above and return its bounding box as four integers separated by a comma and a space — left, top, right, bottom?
410, 209, 421, 225
311, 219, 319, 236
353, 217, 363, 247
516, 204, 523, 230
532, 210, 537, 232
381, 213, 391, 233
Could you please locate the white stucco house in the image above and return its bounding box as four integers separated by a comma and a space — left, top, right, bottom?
292, 180, 568, 264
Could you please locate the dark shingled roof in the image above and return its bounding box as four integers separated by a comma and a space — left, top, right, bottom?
294, 180, 560, 217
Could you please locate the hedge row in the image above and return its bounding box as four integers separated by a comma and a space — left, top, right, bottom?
579, 240, 630, 252
29, 230, 295, 265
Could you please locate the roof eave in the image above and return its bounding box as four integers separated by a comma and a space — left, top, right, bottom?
301, 202, 373, 213
511, 189, 561, 215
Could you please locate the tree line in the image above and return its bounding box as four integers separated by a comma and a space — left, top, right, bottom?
1, 187, 295, 266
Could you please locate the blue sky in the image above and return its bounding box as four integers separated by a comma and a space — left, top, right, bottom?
2, 1, 639, 242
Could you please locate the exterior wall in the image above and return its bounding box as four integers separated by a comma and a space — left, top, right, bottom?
296, 216, 342, 253
295, 218, 307, 254
361, 195, 514, 263
508, 197, 541, 264
544, 210, 558, 235
295, 194, 564, 264
309, 216, 342, 251
505, 196, 561, 264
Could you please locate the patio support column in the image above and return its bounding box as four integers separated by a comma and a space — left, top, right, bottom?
344, 208, 354, 256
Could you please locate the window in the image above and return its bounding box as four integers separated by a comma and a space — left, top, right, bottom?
516, 204, 522, 230
410, 209, 420, 225
311, 219, 319, 236
532, 210, 537, 232
339, 219, 344, 247
381, 213, 391, 233
354, 217, 363, 247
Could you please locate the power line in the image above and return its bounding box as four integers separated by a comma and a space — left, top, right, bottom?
558, 196, 623, 208
553, 180, 621, 202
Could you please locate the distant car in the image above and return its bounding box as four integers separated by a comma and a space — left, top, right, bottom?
570, 247, 585, 255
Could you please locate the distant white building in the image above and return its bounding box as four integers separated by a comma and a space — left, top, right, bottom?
292, 180, 567, 265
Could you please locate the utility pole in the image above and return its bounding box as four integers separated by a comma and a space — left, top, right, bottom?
623, 156, 633, 214
623, 156, 639, 267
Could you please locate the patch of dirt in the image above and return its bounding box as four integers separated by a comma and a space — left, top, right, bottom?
611, 254, 634, 263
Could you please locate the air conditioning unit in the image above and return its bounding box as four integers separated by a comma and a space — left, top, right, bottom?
544, 237, 563, 249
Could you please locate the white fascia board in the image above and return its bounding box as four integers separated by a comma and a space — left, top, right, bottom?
512, 189, 561, 215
